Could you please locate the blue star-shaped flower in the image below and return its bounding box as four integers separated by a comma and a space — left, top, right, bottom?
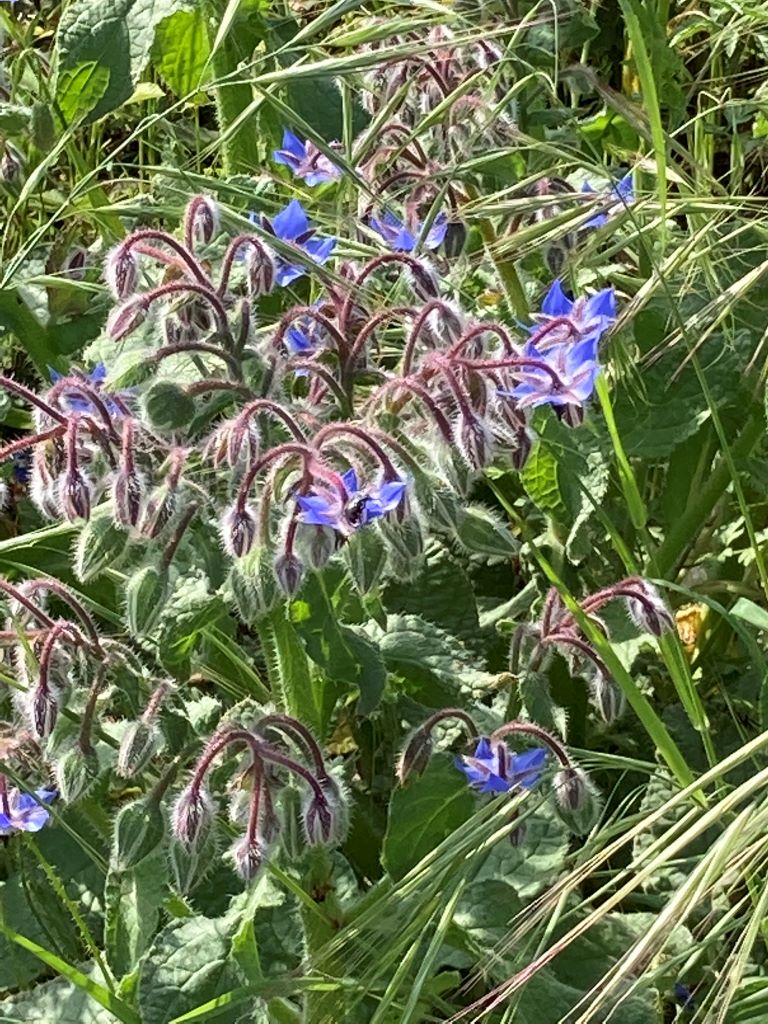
456, 737, 547, 794
369, 210, 448, 252
296, 468, 407, 533
500, 336, 601, 410
0, 787, 56, 835
250, 200, 336, 287
531, 279, 616, 349
273, 128, 341, 186
48, 364, 128, 416
581, 172, 634, 229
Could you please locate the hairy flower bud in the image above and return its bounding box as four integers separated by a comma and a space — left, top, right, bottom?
55, 745, 100, 803
0, 146, 21, 183
246, 244, 276, 297
443, 221, 467, 259
396, 728, 433, 786
302, 774, 347, 847
303, 524, 338, 570
189, 196, 219, 244
456, 413, 493, 470
63, 247, 88, 281
107, 297, 147, 342
590, 671, 625, 724
30, 684, 58, 739
58, 468, 91, 522
139, 484, 177, 538
116, 720, 160, 778
30, 448, 60, 520
221, 504, 258, 558
105, 244, 139, 300
274, 552, 305, 597
172, 785, 215, 849
229, 835, 268, 882
553, 765, 600, 834
408, 259, 440, 301
626, 580, 675, 637
112, 468, 143, 528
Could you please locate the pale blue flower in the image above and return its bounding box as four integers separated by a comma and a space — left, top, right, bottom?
369, 211, 448, 252
581, 172, 634, 229
0, 787, 56, 835
456, 737, 547, 794
250, 200, 336, 287
273, 128, 341, 186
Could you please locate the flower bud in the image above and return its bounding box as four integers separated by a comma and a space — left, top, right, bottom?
626, 581, 675, 637
229, 835, 268, 882
116, 720, 160, 778
302, 792, 333, 845
58, 468, 91, 522
590, 671, 625, 724
423, 302, 464, 347
112, 468, 143, 528
246, 244, 276, 297
396, 727, 433, 786
189, 196, 219, 245
30, 684, 58, 739
303, 525, 338, 570
442, 221, 467, 259
553, 765, 600, 834
63, 247, 88, 281
172, 784, 215, 849
139, 484, 177, 538
55, 745, 100, 803
227, 419, 260, 468
456, 413, 493, 470
1, 146, 21, 184
408, 259, 440, 301
30, 448, 60, 520
221, 504, 258, 559
105, 244, 139, 300
274, 552, 305, 597
107, 297, 147, 342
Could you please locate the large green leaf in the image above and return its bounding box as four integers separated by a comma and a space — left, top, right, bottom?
367, 614, 496, 707
55, 0, 184, 122
137, 913, 246, 1024
152, 9, 211, 98
382, 754, 475, 881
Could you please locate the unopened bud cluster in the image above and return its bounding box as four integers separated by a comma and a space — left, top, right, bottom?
172, 715, 348, 883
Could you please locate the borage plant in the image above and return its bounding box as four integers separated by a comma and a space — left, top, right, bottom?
2, 3, 768, 1024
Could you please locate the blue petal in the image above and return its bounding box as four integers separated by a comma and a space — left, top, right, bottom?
275, 262, 306, 287
425, 212, 448, 250
304, 169, 335, 186
375, 479, 406, 511
474, 737, 494, 760
17, 806, 50, 832
541, 280, 573, 317
567, 337, 600, 370
36, 788, 57, 803
274, 149, 301, 172
616, 172, 634, 202
48, 366, 61, 383
273, 199, 309, 241
585, 287, 616, 323
455, 756, 488, 787
341, 468, 359, 494
510, 747, 547, 789
583, 212, 609, 229
296, 495, 340, 528
479, 774, 512, 793
303, 236, 336, 264
581, 179, 596, 194
286, 327, 314, 354
0, 812, 12, 830
281, 128, 305, 159
88, 363, 107, 384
